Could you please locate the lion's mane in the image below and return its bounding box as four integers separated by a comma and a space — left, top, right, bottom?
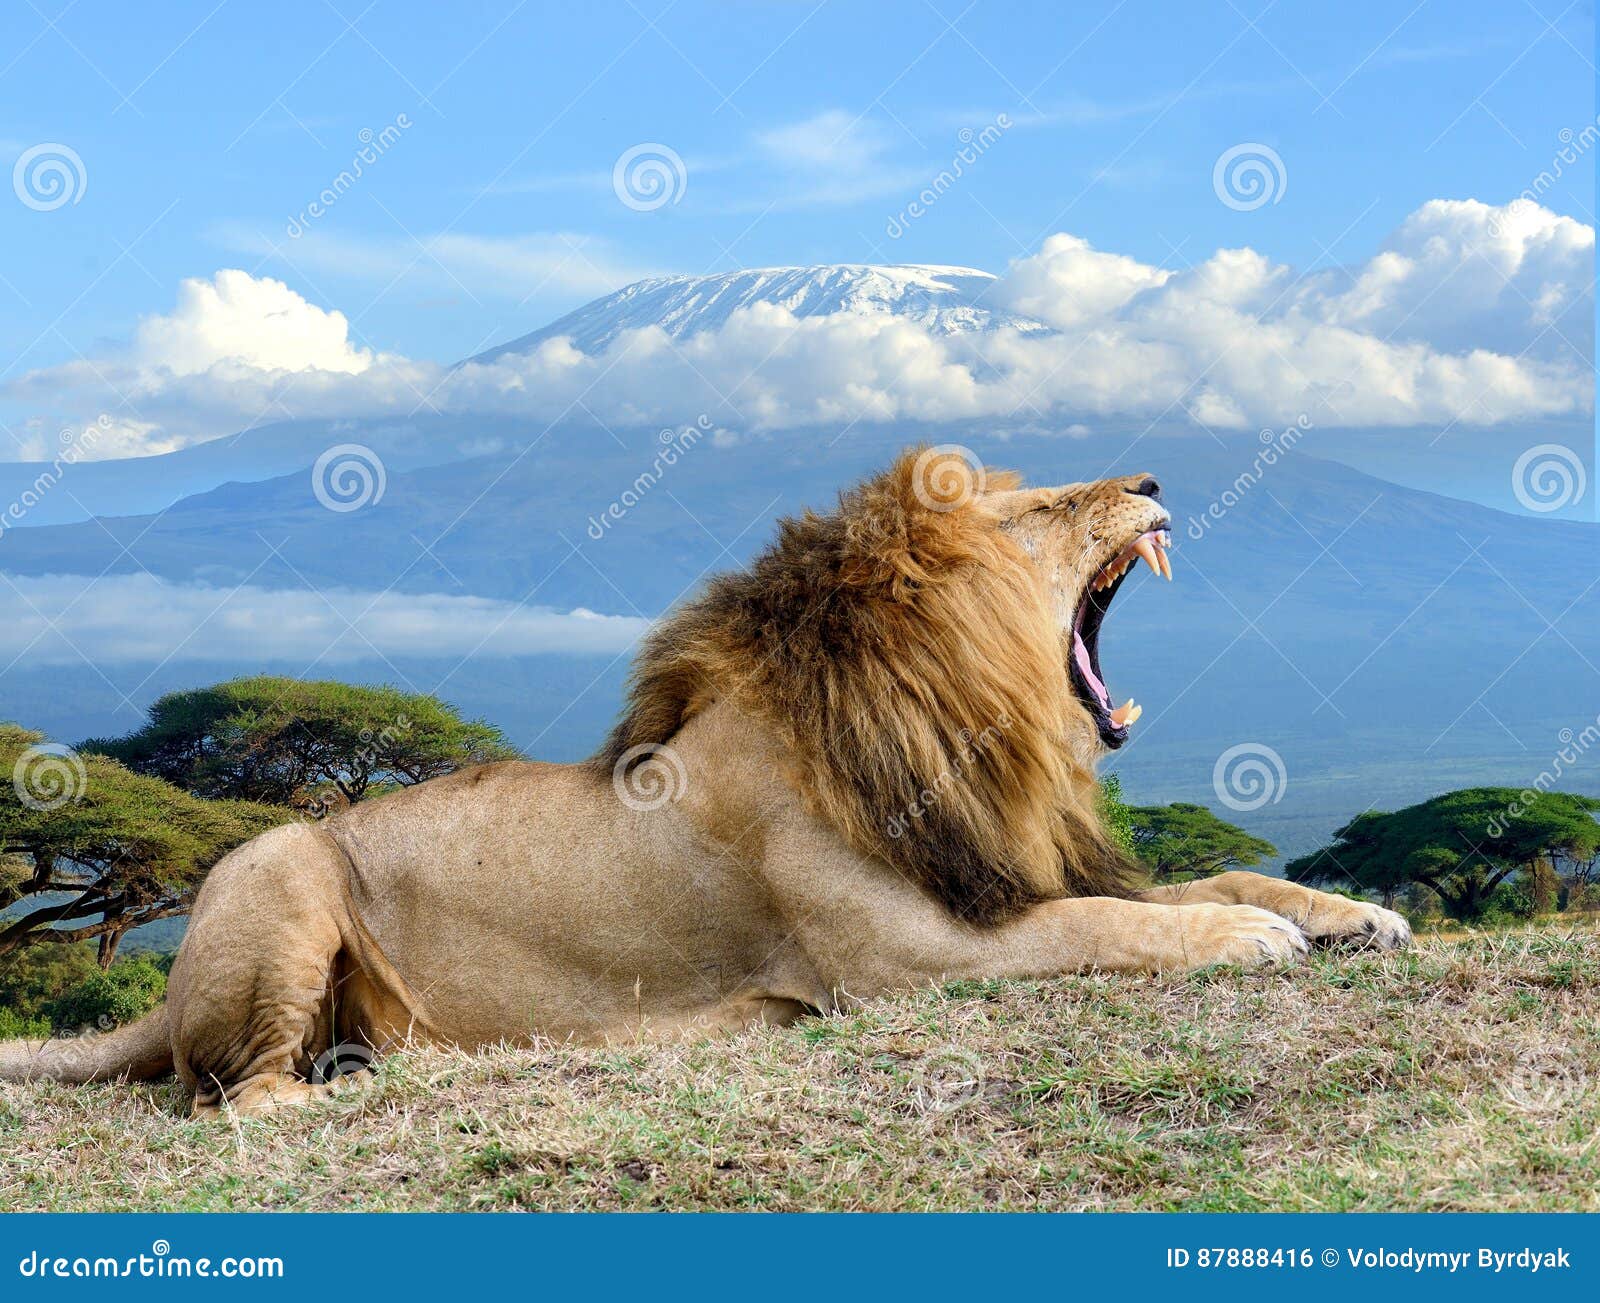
594, 449, 1138, 924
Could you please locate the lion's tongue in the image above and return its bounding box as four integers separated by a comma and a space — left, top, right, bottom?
1073, 629, 1110, 707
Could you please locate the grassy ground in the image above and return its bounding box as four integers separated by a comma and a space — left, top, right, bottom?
1, 928, 1596, 1212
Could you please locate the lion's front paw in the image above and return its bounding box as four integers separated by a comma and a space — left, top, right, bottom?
1302, 898, 1412, 952
1170, 903, 1309, 971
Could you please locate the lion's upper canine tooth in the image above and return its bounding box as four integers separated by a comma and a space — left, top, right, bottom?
1134, 536, 1161, 576
1158, 548, 1172, 581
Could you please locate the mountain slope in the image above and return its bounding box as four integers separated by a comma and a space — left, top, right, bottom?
2, 426, 1595, 863
460, 264, 1046, 363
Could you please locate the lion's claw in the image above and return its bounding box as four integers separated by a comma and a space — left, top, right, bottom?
1303, 901, 1412, 952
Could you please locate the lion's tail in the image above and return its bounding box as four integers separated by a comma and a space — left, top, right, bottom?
0, 1004, 172, 1084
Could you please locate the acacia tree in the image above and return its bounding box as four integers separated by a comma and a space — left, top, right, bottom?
87, 677, 520, 814
1287, 788, 1600, 921
1126, 802, 1278, 883
1, 726, 286, 967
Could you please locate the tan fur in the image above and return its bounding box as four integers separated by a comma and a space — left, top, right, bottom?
0, 448, 1409, 1114
597, 449, 1135, 924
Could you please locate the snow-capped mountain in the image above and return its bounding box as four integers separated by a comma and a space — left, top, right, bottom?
462, 264, 1047, 363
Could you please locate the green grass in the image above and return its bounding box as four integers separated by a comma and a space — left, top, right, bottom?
1, 929, 1595, 1211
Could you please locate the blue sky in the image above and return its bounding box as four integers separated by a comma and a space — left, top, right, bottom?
0, 0, 1592, 371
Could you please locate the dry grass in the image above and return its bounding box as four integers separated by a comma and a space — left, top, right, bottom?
2, 929, 1596, 1212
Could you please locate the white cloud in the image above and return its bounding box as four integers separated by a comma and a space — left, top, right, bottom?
737, 110, 922, 210
1307, 198, 1593, 364
133, 270, 374, 376
998, 233, 1174, 328
217, 225, 656, 302
756, 109, 891, 173
0, 573, 648, 664
442, 198, 1592, 431
5, 198, 1592, 459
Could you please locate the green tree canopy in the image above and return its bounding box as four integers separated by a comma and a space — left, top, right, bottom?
1127, 801, 1277, 882
1099, 773, 1135, 857
1286, 788, 1600, 921
1, 725, 288, 966
87, 677, 520, 813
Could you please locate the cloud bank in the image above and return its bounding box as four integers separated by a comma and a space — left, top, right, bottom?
6, 198, 1590, 460
0, 574, 648, 665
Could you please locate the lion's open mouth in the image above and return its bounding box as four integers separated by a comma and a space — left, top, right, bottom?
1069, 527, 1173, 748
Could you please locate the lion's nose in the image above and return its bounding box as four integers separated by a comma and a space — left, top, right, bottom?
1128, 476, 1162, 501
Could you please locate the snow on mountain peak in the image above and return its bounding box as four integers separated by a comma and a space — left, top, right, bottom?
464, 263, 1046, 363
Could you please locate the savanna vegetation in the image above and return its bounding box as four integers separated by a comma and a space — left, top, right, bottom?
1, 932, 1593, 1211
2, 680, 1596, 1211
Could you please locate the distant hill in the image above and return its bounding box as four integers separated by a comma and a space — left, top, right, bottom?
2, 424, 1594, 866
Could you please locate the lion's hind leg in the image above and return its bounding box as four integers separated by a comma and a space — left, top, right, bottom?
168, 823, 356, 1117
1138, 870, 1411, 951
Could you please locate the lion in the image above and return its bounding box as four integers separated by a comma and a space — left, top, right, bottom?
0, 448, 1408, 1113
